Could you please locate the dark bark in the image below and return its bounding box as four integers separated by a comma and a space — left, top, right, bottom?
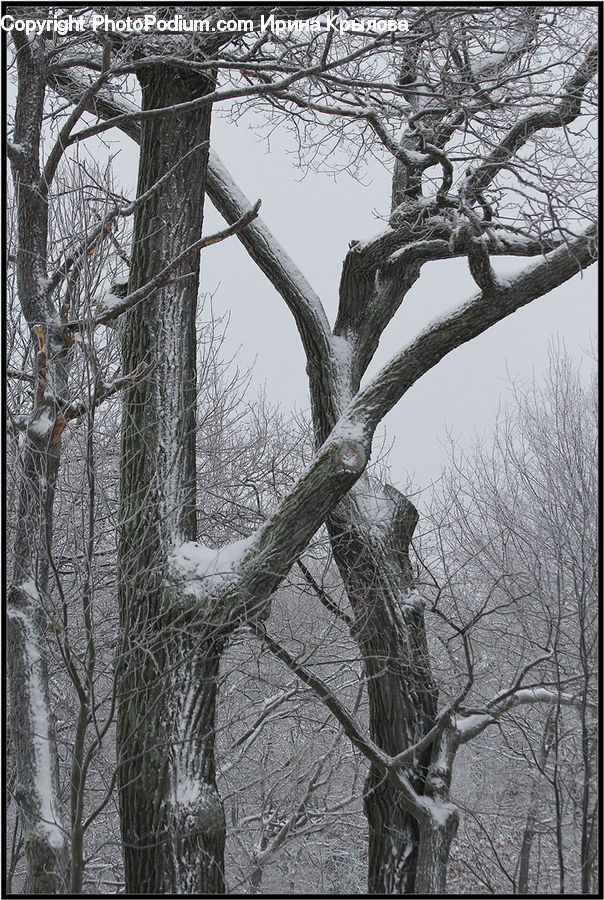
116, 63, 226, 893
517, 715, 552, 893
415, 811, 459, 895
326, 481, 438, 893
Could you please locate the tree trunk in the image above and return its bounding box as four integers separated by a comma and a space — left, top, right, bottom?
118, 636, 226, 893
116, 63, 226, 893
8, 354, 71, 894
414, 810, 460, 894
517, 714, 552, 893
326, 478, 439, 892
8, 31, 70, 892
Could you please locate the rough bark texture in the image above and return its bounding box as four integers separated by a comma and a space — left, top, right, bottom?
7, 29, 70, 893
414, 727, 460, 894
415, 812, 459, 895
326, 481, 437, 892
200, 153, 595, 894
116, 63, 225, 894
518, 715, 552, 893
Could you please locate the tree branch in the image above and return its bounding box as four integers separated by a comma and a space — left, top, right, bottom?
247, 620, 426, 817
205, 153, 333, 373
42, 71, 110, 192
456, 687, 597, 744
47, 71, 337, 380
465, 44, 598, 199
63, 33, 410, 147
296, 559, 355, 630
346, 225, 597, 438
70, 202, 261, 327
46, 141, 209, 299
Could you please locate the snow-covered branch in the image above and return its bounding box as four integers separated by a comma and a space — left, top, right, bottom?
456, 687, 596, 744
50, 363, 150, 443
205, 153, 333, 371
345, 225, 597, 438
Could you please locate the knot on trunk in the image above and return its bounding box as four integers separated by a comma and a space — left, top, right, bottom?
338, 440, 367, 473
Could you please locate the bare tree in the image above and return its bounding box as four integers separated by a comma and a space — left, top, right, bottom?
201, 8, 597, 892
422, 350, 598, 893
8, 5, 597, 894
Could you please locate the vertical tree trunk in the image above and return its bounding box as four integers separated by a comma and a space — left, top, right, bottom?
517, 714, 552, 893
8, 323, 71, 899
414, 811, 459, 895
8, 31, 70, 893
326, 480, 439, 892
116, 63, 226, 893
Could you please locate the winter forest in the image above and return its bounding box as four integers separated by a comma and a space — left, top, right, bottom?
5, 4, 598, 896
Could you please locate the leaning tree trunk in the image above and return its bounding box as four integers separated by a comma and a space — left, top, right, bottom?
116, 63, 226, 893
326, 478, 441, 892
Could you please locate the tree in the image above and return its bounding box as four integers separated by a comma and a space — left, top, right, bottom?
200, 8, 597, 891
6, 26, 105, 890
423, 350, 597, 893
8, 5, 597, 894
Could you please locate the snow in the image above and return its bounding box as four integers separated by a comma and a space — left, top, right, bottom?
353, 486, 392, 526
423, 797, 457, 827
399, 588, 425, 610
330, 334, 352, 371
170, 769, 207, 807
36, 273, 49, 294
470, 30, 533, 79
28, 410, 54, 438
7, 603, 65, 848
454, 713, 490, 740
471, 51, 512, 78
19, 579, 40, 601
170, 536, 253, 590
329, 335, 354, 411
329, 416, 365, 445
512, 687, 557, 704
99, 290, 125, 310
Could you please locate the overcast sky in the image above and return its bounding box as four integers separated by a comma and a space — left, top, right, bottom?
86, 81, 597, 512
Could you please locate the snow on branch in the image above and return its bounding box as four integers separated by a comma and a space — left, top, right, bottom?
456, 687, 596, 744
345, 225, 597, 439
48, 363, 150, 445
6, 596, 67, 850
